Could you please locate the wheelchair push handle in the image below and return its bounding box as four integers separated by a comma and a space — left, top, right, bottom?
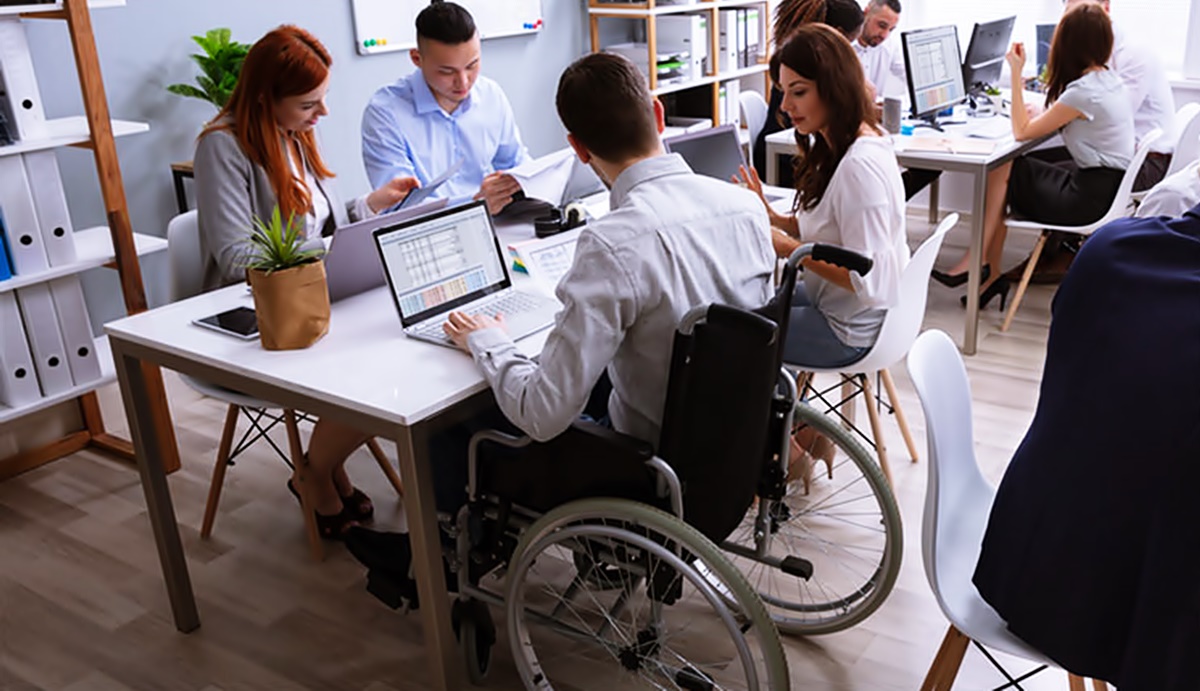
787, 243, 874, 276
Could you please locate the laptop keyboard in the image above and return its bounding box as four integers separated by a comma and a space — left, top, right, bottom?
410, 291, 549, 342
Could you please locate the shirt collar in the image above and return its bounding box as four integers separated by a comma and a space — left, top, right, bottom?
608, 153, 692, 209
408, 70, 474, 116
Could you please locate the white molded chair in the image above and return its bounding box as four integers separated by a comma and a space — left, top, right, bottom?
906, 329, 1107, 691
739, 90, 769, 153
1131, 103, 1200, 206
1001, 129, 1162, 332
167, 211, 402, 559
792, 213, 958, 486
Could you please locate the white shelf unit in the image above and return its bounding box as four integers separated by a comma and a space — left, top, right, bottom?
0, 117, 147, 157
0, 225, 166, 295
0, 335, 111, 425
588, 0, 771, 125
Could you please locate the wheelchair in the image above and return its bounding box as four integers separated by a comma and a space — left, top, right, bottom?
363, 245, 900, 688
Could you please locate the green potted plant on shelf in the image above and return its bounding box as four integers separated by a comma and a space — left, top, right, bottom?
243, 206, 329, 350
167, 28, 250, 110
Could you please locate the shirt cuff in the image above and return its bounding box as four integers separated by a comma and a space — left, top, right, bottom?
351, 194, 375, 222
466, 327, 518, 367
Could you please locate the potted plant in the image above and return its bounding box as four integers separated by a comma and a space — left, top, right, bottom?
167, 28, 250, 110
243, 206, 330, 350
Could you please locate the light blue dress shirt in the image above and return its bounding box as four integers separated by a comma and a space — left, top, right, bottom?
361, 71, 530, 201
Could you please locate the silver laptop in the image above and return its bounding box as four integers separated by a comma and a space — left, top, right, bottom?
663, 124, 788, 201
324, 199, 449, 302
373, 200, 560, 347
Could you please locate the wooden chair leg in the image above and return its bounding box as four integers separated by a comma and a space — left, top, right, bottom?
367, 438, 404, 497
920, 624, 971, 691
1001, 230, 1049, 333
200, 404, 240, 539
840, 376, 857, 432
880, 369, 920, 463
284, 409, 323, 561
860, 374, 893, 487
1090, 679, 1109, 691
1068, 674, 1086, 691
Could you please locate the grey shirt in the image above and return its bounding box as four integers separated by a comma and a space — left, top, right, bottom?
1057, 70, 1135, 171
466, 154, 775, 445
193, 125, 369, 291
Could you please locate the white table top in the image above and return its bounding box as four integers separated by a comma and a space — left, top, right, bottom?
106, 219, 555, 428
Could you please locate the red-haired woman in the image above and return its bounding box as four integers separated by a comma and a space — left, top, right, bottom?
194, 26, 415, 538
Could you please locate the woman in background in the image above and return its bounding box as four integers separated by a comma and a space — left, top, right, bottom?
194, 25, 418, 538
932, 3, 1133, 307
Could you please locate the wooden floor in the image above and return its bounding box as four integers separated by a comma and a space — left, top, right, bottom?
0, 214, 1079, 690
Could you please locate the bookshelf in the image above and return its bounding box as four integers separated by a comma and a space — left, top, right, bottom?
0, 0, 179, 479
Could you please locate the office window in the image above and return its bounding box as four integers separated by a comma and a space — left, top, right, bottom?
1110, 1, 1190, 73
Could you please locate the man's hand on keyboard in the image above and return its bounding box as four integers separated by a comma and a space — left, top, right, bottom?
444, 311, 508, 352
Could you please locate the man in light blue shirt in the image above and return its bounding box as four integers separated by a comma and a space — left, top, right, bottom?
361, 2, 529, 214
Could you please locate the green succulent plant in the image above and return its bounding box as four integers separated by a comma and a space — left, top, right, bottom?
166, 28, 250, 109
243, 206, 324, 274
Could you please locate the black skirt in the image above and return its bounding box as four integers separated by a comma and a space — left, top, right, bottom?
1007, 148, 1125, 227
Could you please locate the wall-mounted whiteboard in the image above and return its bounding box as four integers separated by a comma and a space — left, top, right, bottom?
351, 0, 544, 56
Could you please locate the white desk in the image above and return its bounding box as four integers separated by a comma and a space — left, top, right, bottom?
105, 218, 555, 691
763, 124, 1049, 355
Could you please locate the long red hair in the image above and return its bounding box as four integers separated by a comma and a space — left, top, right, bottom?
201, 25, 335, 222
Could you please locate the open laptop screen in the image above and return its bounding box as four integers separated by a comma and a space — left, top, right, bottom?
374, 201, 510, 328
663, 124, 746, 182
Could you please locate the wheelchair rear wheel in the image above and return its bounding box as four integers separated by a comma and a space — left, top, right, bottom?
722, 401, 903, 635
505, 498, 789, 690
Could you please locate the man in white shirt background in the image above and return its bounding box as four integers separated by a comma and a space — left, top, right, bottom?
855, 0, 906, 101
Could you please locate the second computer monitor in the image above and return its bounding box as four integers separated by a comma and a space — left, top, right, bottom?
901, 25, 967, 120
962, 16, 1016, 93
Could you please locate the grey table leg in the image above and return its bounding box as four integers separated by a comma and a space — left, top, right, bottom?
928, 177, 940, 224
766, 143, 779, 187
392, 425, 460, 691
111, 341, 199, 632
963, 169, 988, 355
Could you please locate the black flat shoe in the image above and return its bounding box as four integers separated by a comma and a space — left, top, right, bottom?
287, 479, 359, 540
932, 264, 990, 288
960, 277, 1011, 311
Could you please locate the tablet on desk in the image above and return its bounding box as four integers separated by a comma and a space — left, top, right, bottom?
193, 306, 259, 340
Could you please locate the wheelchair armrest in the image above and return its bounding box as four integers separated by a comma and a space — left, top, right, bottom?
468, 430, 533, 502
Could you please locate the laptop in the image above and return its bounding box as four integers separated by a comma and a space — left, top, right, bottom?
373, 200, 561, 347
324, 199, 449, 302
663, 124, 788, 201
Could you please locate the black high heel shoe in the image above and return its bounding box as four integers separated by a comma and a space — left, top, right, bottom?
960, 277, 1011, 311
932, 264, 990, 288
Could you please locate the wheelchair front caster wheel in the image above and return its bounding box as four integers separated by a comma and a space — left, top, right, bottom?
453, 598, 495, 684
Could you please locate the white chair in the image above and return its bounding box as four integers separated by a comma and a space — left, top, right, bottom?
906, 329, 1107, 691
739, 90, 770, 152
1131, 103, 1200, 207
791, 213, 958, 486
167, 211, 402, 559
1001, 129, 1162, 332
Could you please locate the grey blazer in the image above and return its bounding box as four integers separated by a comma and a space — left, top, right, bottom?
193, 125, 365, 291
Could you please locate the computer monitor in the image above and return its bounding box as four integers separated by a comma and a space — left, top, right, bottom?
1036, 23, 1056, 77
962, 16, 1016, 94
901, 25, 967, 128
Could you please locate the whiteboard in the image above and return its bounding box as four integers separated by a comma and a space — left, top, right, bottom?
351, 0, 544, 56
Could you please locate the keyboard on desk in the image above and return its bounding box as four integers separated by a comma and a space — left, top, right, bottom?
408, 290, 555, 345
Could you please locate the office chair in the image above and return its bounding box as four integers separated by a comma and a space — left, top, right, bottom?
1132, 103, 1200, 206
1002, 129, 1161, 332
739, 90, 769, 153
167, 211, 403, 559
790, 213, 958, 485
906, 329, 1108, 691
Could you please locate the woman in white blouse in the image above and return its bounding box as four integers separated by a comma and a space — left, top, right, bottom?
933, 3, 1134, 308
739, 23, 909, 481
741, 23, 909, 369
194, 26, 419, 539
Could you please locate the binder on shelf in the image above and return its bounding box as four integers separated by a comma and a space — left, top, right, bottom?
48, 275, 100, 386
658, 14, 709, 80
15, 283, 72, 396
0, 290, 40, 407
735, 9, 749, 69
0, 18, 49, 141
719, 10, 740, 74
23, 151, 77, 266
722, 78, 741, 128
0, 155, 49, 274
746, 8, 762, 65
0, 211, 12, 282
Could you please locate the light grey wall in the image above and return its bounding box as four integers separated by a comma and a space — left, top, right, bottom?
23, 0, 587, 330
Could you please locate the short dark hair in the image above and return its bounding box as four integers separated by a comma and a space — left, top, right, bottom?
824, 0, 865, 38
867, 0, 901, 13
556, 53, 659, 162
415, 1, 476, 45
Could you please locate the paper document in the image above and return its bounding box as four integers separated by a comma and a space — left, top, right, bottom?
902, 136, 996, 156
509, 227, 583, 292
506, 148, 575, 205
395, 157, 464, 211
